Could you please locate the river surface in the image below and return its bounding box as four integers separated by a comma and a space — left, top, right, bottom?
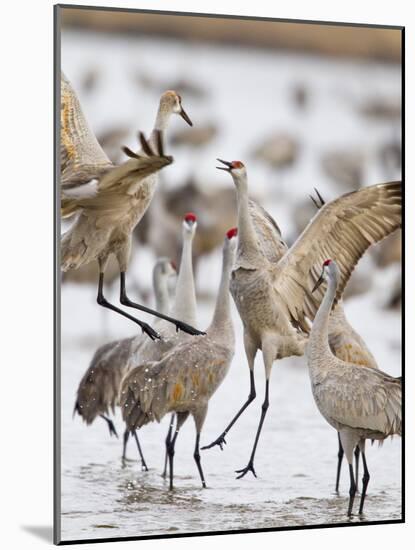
60, 285, 401, 542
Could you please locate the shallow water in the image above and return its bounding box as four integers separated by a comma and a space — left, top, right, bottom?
60, 30, 402, 542
61, 287, 401, 542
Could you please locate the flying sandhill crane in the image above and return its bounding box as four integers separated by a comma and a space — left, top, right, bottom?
203, 159, 401, 480
308, 259, 401, 516
120, 229, 237, 490
73, 258, 176, 469
60, 72, 201, 340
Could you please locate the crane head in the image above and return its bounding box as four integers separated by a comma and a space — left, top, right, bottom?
216, 159, 245, 172
226, 227, 238, 240
312, 259, 336, 293
161, 90, 193, 126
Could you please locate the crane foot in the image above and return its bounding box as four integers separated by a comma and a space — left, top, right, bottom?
140, 323, 161, 341
201, 435, 227, 451
174, 320, 206, 336
235, 461, 257, 479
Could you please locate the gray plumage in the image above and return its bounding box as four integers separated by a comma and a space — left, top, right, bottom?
73, 258, 175, 429
120, 231, 237, 488
205, 159, 401, 479
61, 74, 187, 274
132, 214, 199, 366
307, 259, 401, 516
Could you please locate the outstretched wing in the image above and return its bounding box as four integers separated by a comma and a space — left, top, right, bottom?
61, 131, 173, 219
274, 181, 401, 330
249, 199, 288, 263
97, 131, 172, 193
60, 72, 113, 189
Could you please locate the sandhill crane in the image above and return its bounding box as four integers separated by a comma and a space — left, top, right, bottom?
308, 259, 401, 516
328, 304, 378, 492
128, 212, 201, 476
311, 190, 379, 492
203, 159, 401, 480
60, 72, 201, 340
120, 229, 237, 490
73, 258, 176, 469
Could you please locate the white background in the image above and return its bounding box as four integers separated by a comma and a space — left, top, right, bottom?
0, 0, 411, 549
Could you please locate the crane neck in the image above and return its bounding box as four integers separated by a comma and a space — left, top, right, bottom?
235, 180, 261, 267
153, 268, 171, 316
208, 244, 235, 348
309, 271, 338, 363
327, 300, 347, 331
171, 230, 197, 326
150, 105, 173, 149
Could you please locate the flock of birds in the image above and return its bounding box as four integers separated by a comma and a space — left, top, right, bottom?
61, 71, 402, 519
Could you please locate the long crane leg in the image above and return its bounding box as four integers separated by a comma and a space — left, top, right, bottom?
335, 432, 344, 493
133, 431, 148, 471
99, 414, 118, 438
202, 370, 256, 451
119, 272, 205, 336
122, 429, 130, 460
121, 429, 148, 471
97, 272, 160, 340
347, 463, 357, 517
354, 446, 360, 493
166, 412, 189, 491
194, 433, 206, 488
358, 450, 370, 515
162, 414, 176, 479
235, 379, 269, 479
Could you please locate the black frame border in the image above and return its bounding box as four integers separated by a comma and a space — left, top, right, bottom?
53, 4, 405, 545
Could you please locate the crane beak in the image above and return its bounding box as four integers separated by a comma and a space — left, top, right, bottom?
312, 271, 325, 293
216, 158, 233, 171
179, 106, 193, 126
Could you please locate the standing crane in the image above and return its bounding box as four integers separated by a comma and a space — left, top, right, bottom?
120, 229, 237, 490
128, 212, 202, 476
60, 72, 201, 340
203, 159, 401, 480
308, 259, 401, 516
73, 257, 176, 469
311, 190, 379, 493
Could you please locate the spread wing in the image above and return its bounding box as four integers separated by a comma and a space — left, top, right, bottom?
60, 72, 113, 190
315, 365, 401, 436
274, 181, 401, 331
61, 130, 173, 219
249, 199, 288, 263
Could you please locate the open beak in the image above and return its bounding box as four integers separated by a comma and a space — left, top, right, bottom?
179, 106, 193, 126
312, 271, 325, 293
216, 158, 233, 171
